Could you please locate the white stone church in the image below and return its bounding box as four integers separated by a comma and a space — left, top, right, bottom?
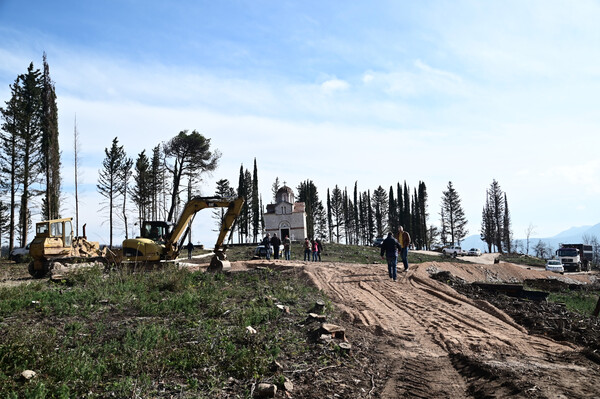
263, 185, 307, 241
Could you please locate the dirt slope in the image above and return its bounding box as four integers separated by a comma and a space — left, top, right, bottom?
294, 260, 600, 398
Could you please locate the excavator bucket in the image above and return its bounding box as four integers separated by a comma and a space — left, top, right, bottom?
207, 255, 231, 273
207, 249, 231, 272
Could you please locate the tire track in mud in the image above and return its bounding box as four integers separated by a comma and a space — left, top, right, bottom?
303, 261, 600, 398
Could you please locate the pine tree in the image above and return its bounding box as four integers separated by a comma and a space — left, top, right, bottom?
97, 137, 127, 248
0, 76, 22, 252
164, 130, 220, 222
329, 185, 344, 243
15, 64, 43, 246
297, 180, 327, 240
488, 179, 505, 253
480, 201, 493, 253
271, 177, 280, 202
119, 157, 133, 239
440, 181, 468, 245
131, 150, 152, 228
214, 179, 236, 232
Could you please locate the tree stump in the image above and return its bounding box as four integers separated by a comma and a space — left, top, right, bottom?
313, 300, 325, 314
338, 342, 352, 355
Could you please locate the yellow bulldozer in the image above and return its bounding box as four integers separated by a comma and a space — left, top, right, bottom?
121, 196, 244, 272
28, 217, 108, 278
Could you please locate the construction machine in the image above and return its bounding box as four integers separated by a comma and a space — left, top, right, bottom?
28, 218, 108, 278
121, 196, 244, 272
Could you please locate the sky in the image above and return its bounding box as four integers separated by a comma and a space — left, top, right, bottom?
1, 0, 600, 247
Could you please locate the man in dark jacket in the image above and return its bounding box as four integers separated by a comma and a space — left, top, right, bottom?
380, 232, 402, 281
270, 233, 281, 259
262, 233, 272, 260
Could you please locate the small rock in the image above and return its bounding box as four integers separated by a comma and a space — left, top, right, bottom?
318, 334, 332, 344
254, 383, 277, 398
276, 304, 290, 313
283, 379, 294, 392
21, 370, 36, 380
246, 326, 257, 334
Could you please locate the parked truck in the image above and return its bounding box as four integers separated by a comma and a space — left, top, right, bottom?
556, 243, 593, 272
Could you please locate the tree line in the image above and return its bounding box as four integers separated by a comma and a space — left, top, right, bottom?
1, 57, 516, 254
0, 54, 61, 253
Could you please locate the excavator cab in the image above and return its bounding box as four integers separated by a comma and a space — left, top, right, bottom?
140, 221, 171, 242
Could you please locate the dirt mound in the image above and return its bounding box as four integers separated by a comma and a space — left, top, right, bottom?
294, 260, 600, 398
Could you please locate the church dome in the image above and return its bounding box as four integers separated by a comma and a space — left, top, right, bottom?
276, 185, 295, 203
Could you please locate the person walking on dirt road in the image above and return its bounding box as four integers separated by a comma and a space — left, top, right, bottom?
397, 226, 411, 271
380, 232, 402, 281
186, 241, 194, 259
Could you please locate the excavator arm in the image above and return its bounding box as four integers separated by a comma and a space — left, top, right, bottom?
164, 196, 245, 271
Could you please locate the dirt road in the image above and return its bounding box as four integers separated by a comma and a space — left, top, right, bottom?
297, 260, 600, 398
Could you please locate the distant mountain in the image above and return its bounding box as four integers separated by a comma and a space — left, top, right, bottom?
554, 225, 593, 239
458, 222, 600, 254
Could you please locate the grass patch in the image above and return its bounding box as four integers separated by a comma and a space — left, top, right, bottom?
548, 289, 600, 316
499, 253, 546, 267
0, 265, 329, 398
225, 242, 467, 264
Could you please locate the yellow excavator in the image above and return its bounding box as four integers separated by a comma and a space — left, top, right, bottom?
121, 196, 244, 272
28, 218, 108, 278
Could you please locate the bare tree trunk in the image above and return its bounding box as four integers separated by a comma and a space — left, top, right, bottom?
74, 116, 80, 236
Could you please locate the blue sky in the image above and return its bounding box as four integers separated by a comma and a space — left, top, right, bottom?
1, 0, 600, 246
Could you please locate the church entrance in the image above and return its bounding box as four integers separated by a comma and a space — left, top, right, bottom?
281, 228, 290, 239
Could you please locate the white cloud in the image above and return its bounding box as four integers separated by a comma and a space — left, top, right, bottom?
320, 78, 350, 93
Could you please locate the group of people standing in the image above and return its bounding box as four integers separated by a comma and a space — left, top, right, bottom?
260, 233, 323, 262
303, 237, 323, 261
261, 233, 292, 260
380, 226, 411, 282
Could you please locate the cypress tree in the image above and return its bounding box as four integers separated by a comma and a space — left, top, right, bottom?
388, 186, 398, 236
252, 158, 259, 241
40, 53, 61, 220
503, 194, 512, 253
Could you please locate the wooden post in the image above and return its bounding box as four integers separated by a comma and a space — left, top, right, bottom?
593, 296, 600, 318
